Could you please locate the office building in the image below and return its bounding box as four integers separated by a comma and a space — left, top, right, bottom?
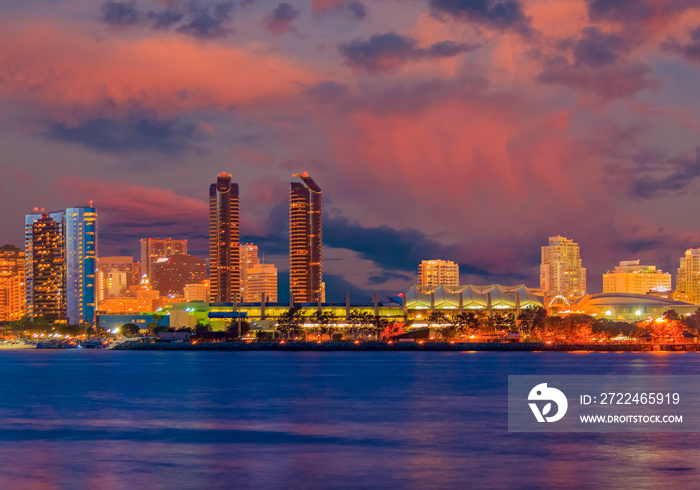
184, 282, 209, 302
603, 260, 671, 295
96, 256, 140, 302
209, 173, 240, 302
64, 206, 97, 324
152, 254, 207, 296
25, 204, 97, 324
677, 248, 700, 304
418, 260, 459, 287
240, 243, 278, 302
0, 245, 25, 321
246, 264, 278, 303
140, 238, 187, 281
540, 235, 586, 301
290, 172, 322, 303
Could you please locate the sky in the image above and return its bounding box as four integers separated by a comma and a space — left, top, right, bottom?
1, 0, 700, 302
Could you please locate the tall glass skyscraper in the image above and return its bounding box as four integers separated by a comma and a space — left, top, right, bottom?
25, 205, 97, 324
209, 173, 240, 303
65, 206, 97, 325
289, 172, 322, 303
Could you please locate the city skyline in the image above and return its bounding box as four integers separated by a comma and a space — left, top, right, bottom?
1, 1, 700, 301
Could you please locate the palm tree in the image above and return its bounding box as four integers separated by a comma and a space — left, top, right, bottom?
322, 311, 338, 341
371, 315, 389, 341
347, 310, 365, 342
428, 311, 447, 340
277, 306, 305, 340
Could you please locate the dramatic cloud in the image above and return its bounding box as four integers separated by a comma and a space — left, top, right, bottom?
263, 3, 300, 34
45, 116, 202, 154
428, 0, 532, 34
571, 26, 631, 68
311, 0, 368, 20
538, 26, 655, 98
0, 25, 321, 120
339, 32, 478, 73
630, 148, 700, 198
664, 24, 700, 62
99, 1, 235, 38
101, 1, 141, 26
586, 0, 700, 25
55, 178, 209, 256
177, 2, 234, 38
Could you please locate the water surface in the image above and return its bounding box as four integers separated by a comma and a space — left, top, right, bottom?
0, 351, 698, 489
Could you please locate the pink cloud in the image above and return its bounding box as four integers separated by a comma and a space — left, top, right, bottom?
0, 22, 322, 122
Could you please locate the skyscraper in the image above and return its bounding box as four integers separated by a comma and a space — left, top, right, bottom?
140, 238, 187, 281
209, 173, 240, 303
540, 236, 586, 301
0, 245, 26, 321
65, 206, 97, 325
25, 211, 66, 322
25, 204, 97, 324
418, 260, 459, 287
290, 172, 322, 303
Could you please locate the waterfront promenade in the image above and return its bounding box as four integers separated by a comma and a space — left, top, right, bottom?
110, 341, 700, 352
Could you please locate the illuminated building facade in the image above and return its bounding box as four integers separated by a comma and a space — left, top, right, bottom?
25, 205, 97, 324
64, 206, 97, 325
240, 243, 277, 302
184, 282, 209, 302
25, 211, 66, 321
603, 260, 671, 295
152, 254, 207, 296
418, 260, 459, 287
0, 245, 25, 321
290, 172, 322, 303
246, 264, 278, 303
96, 256, 140, 301
240, 243, 258, 301
140, 238, 187, 281
676, 248, 700, 304
540, 236, 586, 301
209, 173, 240, 302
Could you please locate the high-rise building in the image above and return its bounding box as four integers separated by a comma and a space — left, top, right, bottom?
677, 249, 700, 304
152, 254, 207, 296
540, 236, 586, 301
418, 260, 459, 287
25, 211, 66, 322
603, 260, 671, 295
0, 245, 25, 321
25, 204, 97, 324
140, 238, 187, 281
65, 206, 97, 325
240, 243, 258, 301
290, 172, 322, 303
239, 243, 278, 302
246, 264, 278, 303
209, 173, 240, 303
96, 256, 141, 301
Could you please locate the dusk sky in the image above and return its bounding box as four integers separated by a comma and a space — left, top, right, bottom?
1, 0, 700, 301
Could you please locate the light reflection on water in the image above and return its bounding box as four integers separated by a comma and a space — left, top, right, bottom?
0, 351, 698, 488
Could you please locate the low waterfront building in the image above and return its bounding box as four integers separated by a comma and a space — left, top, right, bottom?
570, 293, 697, 321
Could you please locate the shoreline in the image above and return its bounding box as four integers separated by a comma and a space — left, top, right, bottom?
109, 341, 700, 352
